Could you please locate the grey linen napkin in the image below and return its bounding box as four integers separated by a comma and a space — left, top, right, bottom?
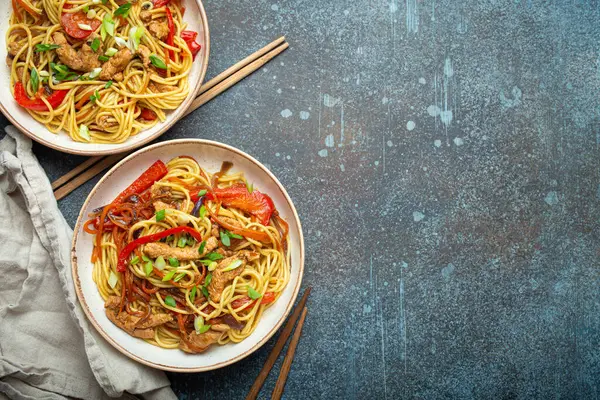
0, 127, 177, 400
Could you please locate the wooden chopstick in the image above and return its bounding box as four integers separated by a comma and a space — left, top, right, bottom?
53, 154, 124, 200
186, 41, 289, 114
271, 306, 308, 400
52, 37, 289, 200
245, 287, 312, 400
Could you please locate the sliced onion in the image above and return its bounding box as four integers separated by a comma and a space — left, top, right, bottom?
108, 271, 119, 288
155, 256, 166, 270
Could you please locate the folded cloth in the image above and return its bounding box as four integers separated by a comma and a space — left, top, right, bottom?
0, 127, 177, 400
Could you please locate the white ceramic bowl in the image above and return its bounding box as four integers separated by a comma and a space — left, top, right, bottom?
71, 139, 304, 372
0, 2, 209, 156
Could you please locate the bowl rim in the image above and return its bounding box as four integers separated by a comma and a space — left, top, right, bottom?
70, 138, 305, 372
0, 0, 211, 156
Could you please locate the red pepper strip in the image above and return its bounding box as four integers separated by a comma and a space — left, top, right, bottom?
205, 184, 275, 225
139, 108, 158, 121
165, 8, 175, 61
111, 160, 168, 204
231, 292, 276, 310
153, 0, 171, 6
12, 0, 22, 21
181, 30, 201, 60
117, 226, 203, 272
16, 0, 40, 19
206, 205, 272, 243
13, 82, 68, 112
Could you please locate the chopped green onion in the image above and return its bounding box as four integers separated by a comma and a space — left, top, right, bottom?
30, 67, 39, 93
207, 252, 224, 261
220, 231, 231, 247
177, 236, 187, 248
200, 286, 209, 298
194, 315, 210, 334
78, 23, 93, 31
149, 54, 167, 69
162, 270, 176, 281
189, 286, 197, 303
105, 47, 118, 56
144, 261, 153, 276
204, 273, 212, 287
108, 271, 119, 288
164, 295, 176, 307
114, 2, 132, 18
198, 241, 206, 254
130, 255, 140, 265
246, 181, 254, 193
114, 37, 127, 48
169, 257, 179, 267
90, 38, 101, 52
199, 259, 212, 266
174, 273, 185, 282
104, 80, 113, 89
128, 26, 144, 51
82, 5, 89, 12
222, 259, 243, 272
142, 255, 151, 262
98, 55, 109, 62
208, 261, 217, 271
50, 63, 80, 81
79, 125, 91, 141
155, 209, 165, 221
35, 43, 60, 52
90, 90, 100, 103
86, 9, 96, 19
155, 256, 166, 270
228, 231, 243, 239
198, 205, 206, 219
101, 14, 115, 40
197, 189, 207, 197
247, 286, 262, 300
88, 67, 102, 79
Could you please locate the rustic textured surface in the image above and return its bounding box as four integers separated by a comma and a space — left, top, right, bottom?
3, 0, 600, 398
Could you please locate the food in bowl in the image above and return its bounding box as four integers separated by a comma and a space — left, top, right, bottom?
7, 0, 203, 143
82, 155, 291, 353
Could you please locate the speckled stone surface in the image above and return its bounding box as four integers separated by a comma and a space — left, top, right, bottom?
3, 0, 600, 398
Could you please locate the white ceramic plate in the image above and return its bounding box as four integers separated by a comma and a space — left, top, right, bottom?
71, 139, 304, 371
0, 2, 209, 156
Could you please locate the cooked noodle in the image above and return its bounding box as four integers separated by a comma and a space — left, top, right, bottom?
7, 0, 200, 143
85, 156, 290, 352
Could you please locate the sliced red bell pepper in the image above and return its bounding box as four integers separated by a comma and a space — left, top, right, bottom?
117, 226, 203, 272
15, 0, 40, 19
139, 108, 158, 121
111, 160, 168, 204
13, 82, 68, 112
231, 292, 276, 310
206, 184, 275, 225
181, 30, 201, 60
165, 7, 175, 61
153, 0, 171, 6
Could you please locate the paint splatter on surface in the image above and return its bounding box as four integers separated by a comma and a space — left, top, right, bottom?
434, 139, 442, 147
441, 263, 455, 281
453, 137, 464, 146
407, 121, 416, 130
544, 191, 559, 205
318, 149, 328, 157
300, 111, 310, 120
325, 134, 335, 147
413, 211, 425, 222
499, 86, 523, 108
280, 109, 293, 118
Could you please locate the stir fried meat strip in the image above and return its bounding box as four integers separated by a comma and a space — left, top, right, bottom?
96, 115, 118, 131
99, 48, 132, 80
104, 296, 172, 339
148, 20, 169, 41
138, 44, 151, 68
207, 251, 259, 303
144, 236, 219, 260
52, 32, 100, 72
179, 329, 222, 353
140, 10, 152, 23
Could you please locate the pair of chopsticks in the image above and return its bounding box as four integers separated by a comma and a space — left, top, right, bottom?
52, 36, 289, 201
246, 287, 311, 400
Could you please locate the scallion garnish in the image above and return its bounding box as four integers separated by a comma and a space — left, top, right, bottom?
35, 43, 60, 52
162, 270, 176, 281
130, 255, 140, 265
198, 241, 206, 254
149, 54, 167, 69
198, 205, 206, 219
248, 286, 262, 300
207, 252, 224, 261
104, 80, 113, 89
222, 259, 243, 272
204, 273, 212, 287
155, 256, 166, 270
114, 2, 132, 18
108, 271, 119, 288
164, 295, 176, 307
189, 286, 197, 303
30, 67, 39, 93
220, 230, 230, 247
90, 38, 101, 52
144, 261, 153, 276
168, 257, 179, 267
155, 209, 165, 221
177, 236, 187, 248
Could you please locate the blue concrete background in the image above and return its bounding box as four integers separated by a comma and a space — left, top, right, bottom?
3, 0, 600, 398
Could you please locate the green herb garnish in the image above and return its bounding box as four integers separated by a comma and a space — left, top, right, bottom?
130, 255, 140, 265
248, 286, 262, 300
90, 38, 101, 52
207, 252, 224, 261
228, 231, 243, 239
177, 236, 187, 248
198, 205, 206, 219
30, 67, 39, 93
142, 255, 151, 262
144, 261, 153, 276
200, 286, 209, 298
104, 80, 113, 89
168, 257, 179, 267
189, 286, 197, 303
198, 240, 206, 254
155, 209, 165, 222
162, 270, 176, 281
149, 54, 167, 70
35, 44, 60, 52
174, 273, 185, 282
114, 2, 132, 18
164, 295, 176, 307
204, 273, 212, 287
220, 230, 230, 247
98, 55, 109, 62
222, 259, 243, 272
